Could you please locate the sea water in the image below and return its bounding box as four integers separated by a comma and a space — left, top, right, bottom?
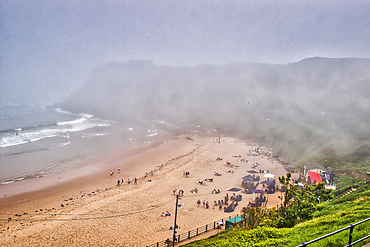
0, 104, 164, 185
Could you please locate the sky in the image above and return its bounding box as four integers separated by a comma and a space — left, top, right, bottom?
1, 0, 369, 105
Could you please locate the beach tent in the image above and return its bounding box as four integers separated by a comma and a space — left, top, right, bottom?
308, 170, 322, 185
263, 173, 275, 178
225, 216, 243, 229
260, 180, 273, 184
242, 175, 254, 181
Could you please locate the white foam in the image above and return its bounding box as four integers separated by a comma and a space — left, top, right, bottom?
57, 117, 87, 126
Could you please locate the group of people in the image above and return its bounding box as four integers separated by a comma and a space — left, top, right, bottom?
212, 189, 220, 194
259, 169, 270, 173
190, 187, 198, 194
183, 171, 190, 178
161, 211, 171, 217
197, 199, 210, 209
173, 189, 184, 196
117, 177, 137, 186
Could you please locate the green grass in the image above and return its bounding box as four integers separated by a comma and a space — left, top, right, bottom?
182, 184, 370, 247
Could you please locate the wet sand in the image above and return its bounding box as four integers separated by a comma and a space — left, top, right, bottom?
0, 134, 292, 246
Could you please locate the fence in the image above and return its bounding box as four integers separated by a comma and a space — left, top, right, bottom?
147, 214, 240, 247
297, 217, 370, 247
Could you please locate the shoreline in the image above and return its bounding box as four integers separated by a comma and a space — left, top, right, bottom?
0, 134, 294, 246
0, 137, 169, 199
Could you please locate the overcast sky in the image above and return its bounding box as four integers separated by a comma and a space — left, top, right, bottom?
1, 0, 369, 105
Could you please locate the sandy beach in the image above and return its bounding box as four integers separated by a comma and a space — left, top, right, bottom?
0, 134, 293, 246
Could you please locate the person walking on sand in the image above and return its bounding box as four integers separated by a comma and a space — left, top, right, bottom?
134, 177, 137, 184
117, 180, 120, 186
128, 178, 130, 184
203, 200, 206, 207
197, 199, 201, 207
121, 179, 124, 185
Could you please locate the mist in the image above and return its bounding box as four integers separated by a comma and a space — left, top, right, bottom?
56, 58, 370, 163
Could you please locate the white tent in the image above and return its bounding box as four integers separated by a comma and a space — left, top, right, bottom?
263, 173, 275, 178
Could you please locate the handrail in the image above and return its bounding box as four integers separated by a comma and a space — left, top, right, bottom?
147, 214, 240, 247
297, 217, 370, 247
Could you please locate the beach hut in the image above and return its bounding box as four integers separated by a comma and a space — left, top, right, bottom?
225, 216, 243, 229
304, 162, 326, 181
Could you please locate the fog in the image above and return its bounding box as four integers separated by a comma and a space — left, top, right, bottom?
2, 1, 370, 163
1, 1, 370, 106
57, 58, 370, 162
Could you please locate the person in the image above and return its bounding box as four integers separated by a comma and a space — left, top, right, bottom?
173, 189, 177, 195
206, 201, 209, 209
134, 177, 137, 184
118, 167, 120, 173
197, 199, 201, 207
165, 238, 171, 246
128, 178, 130, 184
202, 200, 206, 207
166, 211, 171, 216
117, 180, 120, 186
121, 179, 124, 185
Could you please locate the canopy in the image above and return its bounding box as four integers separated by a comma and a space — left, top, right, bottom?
253, 189, 264, 195
226, 216, 243, 229
247, 170, 259, 174
263, 173, 275, 178
308, 170, 322, 184
228, 187, 241, 192
260, 180, 273, 184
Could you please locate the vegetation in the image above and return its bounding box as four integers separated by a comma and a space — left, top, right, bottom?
182, 177, 370, 247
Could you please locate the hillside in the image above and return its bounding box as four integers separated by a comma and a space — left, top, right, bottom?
182, 184, 370, 246
56, 58, 370, 164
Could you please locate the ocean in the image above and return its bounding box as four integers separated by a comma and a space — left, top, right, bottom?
0, 104, 165, 185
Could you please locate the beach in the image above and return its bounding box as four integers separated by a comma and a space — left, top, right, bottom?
0, 134, 293, 246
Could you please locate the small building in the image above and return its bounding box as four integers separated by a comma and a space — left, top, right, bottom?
304, 162, 336, 189
225, 216, 243, 230
304, 162, 326, 179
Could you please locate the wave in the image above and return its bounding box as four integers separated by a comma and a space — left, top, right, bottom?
147, 133, 158, 137
0, 117, 111, 148
57, 117, 87, 126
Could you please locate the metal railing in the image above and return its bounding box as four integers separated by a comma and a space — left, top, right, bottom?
297, 217, 370, 247
147, 214, 240, 247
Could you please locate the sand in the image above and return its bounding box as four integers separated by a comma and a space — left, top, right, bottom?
0, 134, 294, 246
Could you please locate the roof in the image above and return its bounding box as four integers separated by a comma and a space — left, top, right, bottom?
226, 216, 243, 224
308, 170, 323, 184
305, 162, 326, 171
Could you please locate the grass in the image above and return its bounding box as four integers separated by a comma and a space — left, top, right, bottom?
182, 184, 370, 247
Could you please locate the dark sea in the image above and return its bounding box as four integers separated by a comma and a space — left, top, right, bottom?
0, 104, 166, 185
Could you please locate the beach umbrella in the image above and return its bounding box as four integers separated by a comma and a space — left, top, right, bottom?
247, 170, 258, 174
263, 173, 275, 178
261, 180, 273, 184
253, 189, 264, 195
228, 188, 241, 192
